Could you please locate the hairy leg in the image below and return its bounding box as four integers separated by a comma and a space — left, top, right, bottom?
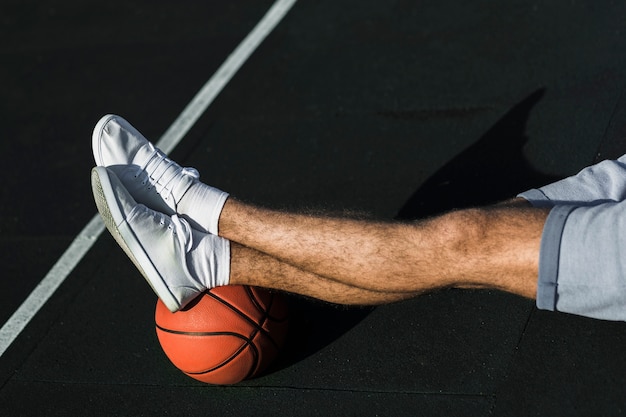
220, 198, 550, 299
230, 243, 420, 305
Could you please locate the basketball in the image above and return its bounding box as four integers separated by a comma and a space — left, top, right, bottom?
154, 285, 289, 385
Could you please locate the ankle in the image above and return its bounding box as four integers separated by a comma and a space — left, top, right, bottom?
178, 182, 229, 235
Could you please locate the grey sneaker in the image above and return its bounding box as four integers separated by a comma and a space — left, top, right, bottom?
91, 166, 230, 312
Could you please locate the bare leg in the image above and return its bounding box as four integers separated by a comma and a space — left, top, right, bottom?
220, 198, 549, 299
230, 243, 420, 305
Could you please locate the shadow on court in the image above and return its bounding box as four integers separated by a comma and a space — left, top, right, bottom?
268, 88, 558, 373
398, 88, 558, 219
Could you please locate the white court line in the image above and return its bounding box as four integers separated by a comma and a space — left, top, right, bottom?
0, 0, 297, 358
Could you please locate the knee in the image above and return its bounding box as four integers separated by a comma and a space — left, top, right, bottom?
433, 208, 490, 251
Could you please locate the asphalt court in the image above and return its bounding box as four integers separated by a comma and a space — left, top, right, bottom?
2, 0, 626, 415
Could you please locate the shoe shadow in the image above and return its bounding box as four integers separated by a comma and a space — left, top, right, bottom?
268, 88, 558, 375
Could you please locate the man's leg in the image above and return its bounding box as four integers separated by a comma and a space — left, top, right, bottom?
92, 116, 626, 318
96, 160, 626, 321
222, 198, 550, 299
92, 166, 421, 310
231, 243, 420, 305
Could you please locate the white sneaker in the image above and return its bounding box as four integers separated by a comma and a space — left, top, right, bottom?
92, 114, 228, 235
91, 166, 230, 312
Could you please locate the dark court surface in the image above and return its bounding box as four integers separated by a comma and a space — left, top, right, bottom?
2, 0, 626, 415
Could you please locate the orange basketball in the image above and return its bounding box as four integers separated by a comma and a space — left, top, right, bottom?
155, 285, 288, 385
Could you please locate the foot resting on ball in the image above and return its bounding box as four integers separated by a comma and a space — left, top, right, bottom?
91, 166, 230, 312
92, 114, 229, 235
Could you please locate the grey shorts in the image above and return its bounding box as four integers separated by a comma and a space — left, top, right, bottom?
537, 201, 626, 321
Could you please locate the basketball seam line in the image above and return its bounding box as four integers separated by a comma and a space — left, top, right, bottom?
155, 325, 253, 338
246, 287, 273, 352
205, 291, 283, 350
190, 342, 255, 376
246, 287, 288, 323
156, 325, 258, 376
203, 291, 279, 376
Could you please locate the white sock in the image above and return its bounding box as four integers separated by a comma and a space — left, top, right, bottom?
188, 227, 231, 289
178, 182, 229, 235
518, 157, 626, 207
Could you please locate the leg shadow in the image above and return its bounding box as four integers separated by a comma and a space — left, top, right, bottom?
270, 88, 558, 374
397, 88, 557, 220
270, 296, 375, 372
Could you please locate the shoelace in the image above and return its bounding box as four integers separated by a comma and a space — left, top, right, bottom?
157, 211, 194, 253
136, 147, 199, 202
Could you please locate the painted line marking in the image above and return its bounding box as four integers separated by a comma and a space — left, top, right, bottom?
0, 0, 297, 358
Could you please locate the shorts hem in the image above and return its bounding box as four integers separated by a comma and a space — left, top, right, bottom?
517, 189, 554, 208
536, 205, 578, 311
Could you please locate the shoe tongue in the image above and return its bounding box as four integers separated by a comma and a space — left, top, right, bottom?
140, 147, 197, 200
170, 215, 193, 253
